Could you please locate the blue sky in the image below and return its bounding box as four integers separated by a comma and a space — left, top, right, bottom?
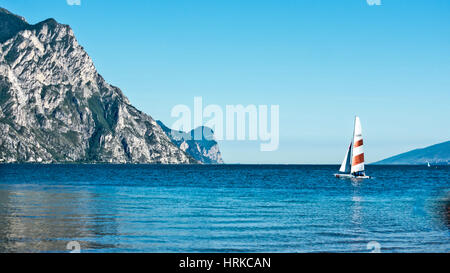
1, 0, 449, 163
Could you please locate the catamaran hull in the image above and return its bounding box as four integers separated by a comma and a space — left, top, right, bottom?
334, 174, 371, 179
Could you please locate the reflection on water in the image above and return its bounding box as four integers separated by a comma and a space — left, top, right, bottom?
0, 164, 449, 253
349, 181, 364, 252
0, 187, 118, 252
350, 180, 363, 226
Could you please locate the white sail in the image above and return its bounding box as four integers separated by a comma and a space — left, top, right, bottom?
351, 116, 365, 174
339, 143, 352, 173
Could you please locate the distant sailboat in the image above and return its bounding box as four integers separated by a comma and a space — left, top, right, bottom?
335, 116, 370, 179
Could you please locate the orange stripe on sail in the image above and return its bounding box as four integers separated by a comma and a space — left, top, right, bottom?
353, 153, 365, 165
354, 139, 363, 148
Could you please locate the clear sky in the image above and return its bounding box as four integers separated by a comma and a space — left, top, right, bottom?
1, 0, 449, 164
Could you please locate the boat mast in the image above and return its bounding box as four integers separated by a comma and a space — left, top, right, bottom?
350, 116, 356, 174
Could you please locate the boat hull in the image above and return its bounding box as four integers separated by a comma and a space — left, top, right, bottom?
334, 174, 371, 179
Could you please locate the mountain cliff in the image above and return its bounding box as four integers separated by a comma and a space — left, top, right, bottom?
157, 121, 224, 164
374, 141, 450, 165
0, 8, 215, 164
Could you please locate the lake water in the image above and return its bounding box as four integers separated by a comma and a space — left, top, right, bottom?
0, 164, 449, 253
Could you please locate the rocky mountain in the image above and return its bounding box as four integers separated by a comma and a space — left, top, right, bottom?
157, 121, 224, 164
0, 7, 222, 164
374, 141, 450, 165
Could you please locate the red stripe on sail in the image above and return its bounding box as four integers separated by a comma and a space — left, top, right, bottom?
354, 139, 363, 148
353, 153, 364, 165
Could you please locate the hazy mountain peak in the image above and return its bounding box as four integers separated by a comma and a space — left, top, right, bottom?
157, 121, 224, 164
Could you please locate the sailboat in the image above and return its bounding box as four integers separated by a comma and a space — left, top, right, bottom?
334, 116, 370, 179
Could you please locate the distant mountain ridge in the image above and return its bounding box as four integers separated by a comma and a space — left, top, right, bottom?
374, 141, 450, 165
157, 121, 224, 164
0, 7, 222, 164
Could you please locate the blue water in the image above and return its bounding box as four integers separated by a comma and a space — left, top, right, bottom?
0, 164, 449, 253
